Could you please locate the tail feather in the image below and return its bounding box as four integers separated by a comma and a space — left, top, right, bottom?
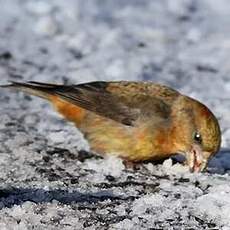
0, 81, 59, 100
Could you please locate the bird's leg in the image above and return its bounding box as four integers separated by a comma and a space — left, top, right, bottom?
123, 160, 141, 170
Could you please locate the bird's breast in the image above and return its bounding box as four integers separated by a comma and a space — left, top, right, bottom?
50, 97, 174, 162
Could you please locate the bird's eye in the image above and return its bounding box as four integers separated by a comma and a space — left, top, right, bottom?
193, 132, 202, 143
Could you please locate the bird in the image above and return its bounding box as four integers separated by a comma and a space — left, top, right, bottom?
1, 81, 221, 172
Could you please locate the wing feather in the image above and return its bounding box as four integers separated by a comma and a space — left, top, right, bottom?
2, 81, 180, 126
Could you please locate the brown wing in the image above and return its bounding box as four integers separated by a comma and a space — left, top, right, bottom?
4, 81, 180, 126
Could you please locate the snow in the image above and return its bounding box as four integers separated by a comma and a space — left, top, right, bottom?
0, 0, 230, 229
192, 184, 230, 228
85, 156, 125, 178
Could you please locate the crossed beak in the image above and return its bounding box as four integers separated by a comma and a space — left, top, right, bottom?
186, 144, 209, 172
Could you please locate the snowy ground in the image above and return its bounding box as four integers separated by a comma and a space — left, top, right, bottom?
0, 0, 230, 229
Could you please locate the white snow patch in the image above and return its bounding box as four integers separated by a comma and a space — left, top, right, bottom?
132, 194, 165, 215
34, 16, 58, 36
85, 155, 125, 177
193, 185, 230, 227
144, 162, 155, 173
48, 131, 67, 144
112, 218, 135, 230
162, 158, 189, 174
26, 1, 52, 15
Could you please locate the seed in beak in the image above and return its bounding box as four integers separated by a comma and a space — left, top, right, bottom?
188, 144, 205, 172
191, 148, 202, 172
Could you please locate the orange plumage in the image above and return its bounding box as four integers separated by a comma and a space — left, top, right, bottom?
50, 96, 86, 125
1, 81, 221, 172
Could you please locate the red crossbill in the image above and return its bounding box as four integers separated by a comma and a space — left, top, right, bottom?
1, 81, 221, 172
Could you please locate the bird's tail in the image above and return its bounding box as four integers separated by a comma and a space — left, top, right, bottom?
0, 81, 60, 100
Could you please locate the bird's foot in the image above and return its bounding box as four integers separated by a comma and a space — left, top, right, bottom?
123, 160, 141, 170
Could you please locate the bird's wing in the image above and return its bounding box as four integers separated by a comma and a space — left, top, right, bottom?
4, 81, 180, 126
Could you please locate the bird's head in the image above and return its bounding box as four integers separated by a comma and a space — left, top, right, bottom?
170, 96, 221, 172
